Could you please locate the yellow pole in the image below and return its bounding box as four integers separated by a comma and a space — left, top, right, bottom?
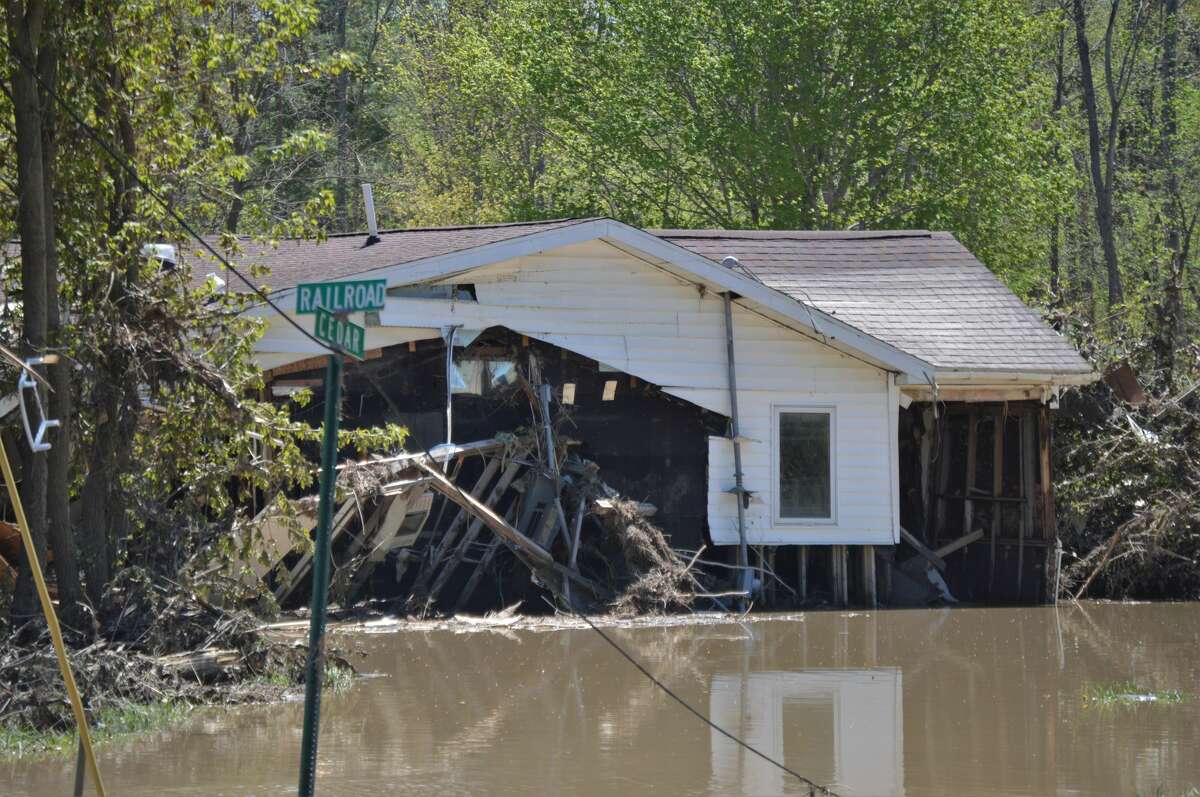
0, 433, 107, 796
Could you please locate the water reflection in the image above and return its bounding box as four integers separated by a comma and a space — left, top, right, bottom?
710, 668, 903, 796
3, 604, 1199, 797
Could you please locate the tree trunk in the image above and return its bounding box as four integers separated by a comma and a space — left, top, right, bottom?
333, 0, 351, 230
1072, 0, 1124, 309
6, 0, 52, 624
1153, 0, 1185, 390
37, 28, 86, 629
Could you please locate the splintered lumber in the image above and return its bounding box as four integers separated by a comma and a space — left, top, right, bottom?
453, 507, 517, 613
156, 649, 240, 679
567, 495, 585, 571
900, 526, 947, 572
338, 439, 504, 472
426, 461, 523, 606
418, 460, 608, 604
345, 483, 431, 600
417, 460, 553, 568
409, 457, 503, 601
274, 498, 357, 602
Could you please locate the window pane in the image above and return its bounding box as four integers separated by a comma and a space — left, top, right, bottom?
779, 412, 832, 519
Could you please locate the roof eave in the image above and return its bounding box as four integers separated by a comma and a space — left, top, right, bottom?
896, 367, 1099, 388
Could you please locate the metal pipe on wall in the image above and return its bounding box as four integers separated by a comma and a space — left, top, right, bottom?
722, 291, 751, 605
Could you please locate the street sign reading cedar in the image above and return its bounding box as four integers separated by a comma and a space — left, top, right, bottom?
313, 308, 366, 359
296, 279, 386, 315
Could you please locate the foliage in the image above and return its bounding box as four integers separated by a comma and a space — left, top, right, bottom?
1082, 680, 1189, 708
2, 0, 1200, 610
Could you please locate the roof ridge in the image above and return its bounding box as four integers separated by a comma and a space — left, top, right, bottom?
651, 228, 934, 241
212, 217, 598, 244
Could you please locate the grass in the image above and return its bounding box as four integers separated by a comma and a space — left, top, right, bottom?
0, 701, 189, 760
0, 662, 355, 760
1083, 680, 1190, 708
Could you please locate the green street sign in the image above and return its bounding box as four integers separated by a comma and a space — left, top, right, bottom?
313, 308, 366, 359
296, 279, 386, 315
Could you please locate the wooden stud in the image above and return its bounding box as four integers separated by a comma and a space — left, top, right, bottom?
919, 406, 935, 538
962, 411, 979, 539
933, 415, 953, 546
796, 546, 808, 603
1039, 406, 1056, 540
1019, 411, 1037, 599
831, 545, 849, 607
862, 545, 877, 608
989, 412, 1006, 593
408, 340, 417, 353
881, 548, 893, 601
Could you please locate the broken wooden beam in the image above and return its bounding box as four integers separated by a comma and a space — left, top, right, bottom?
417, 460, 554, 568
933, 529, 983, 559
900, 527, 947, 572
425, 461, 523, 606
408, 456, 503, 602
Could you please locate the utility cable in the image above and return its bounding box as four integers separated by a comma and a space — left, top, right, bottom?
570, 608, 842, 797
2, 41, 338, 357
410, 443, 843, 797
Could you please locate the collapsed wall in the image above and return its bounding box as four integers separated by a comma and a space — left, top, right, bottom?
254, 327, 731, 615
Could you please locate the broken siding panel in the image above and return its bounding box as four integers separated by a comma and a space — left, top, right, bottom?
392, 243, 896, 546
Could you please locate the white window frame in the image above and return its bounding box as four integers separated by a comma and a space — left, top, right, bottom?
772, 405, 837, 526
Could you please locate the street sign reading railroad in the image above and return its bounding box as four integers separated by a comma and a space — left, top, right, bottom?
313, 308, 366, 359
295, 279, 386, 315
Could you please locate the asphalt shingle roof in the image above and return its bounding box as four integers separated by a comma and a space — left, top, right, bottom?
657, 229, 1091, 375
189, 220, 1089, 376
186, 218, 597, 289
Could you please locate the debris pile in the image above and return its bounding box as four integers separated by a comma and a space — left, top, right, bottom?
0, 579, 327, 736
241, 380, 720, 617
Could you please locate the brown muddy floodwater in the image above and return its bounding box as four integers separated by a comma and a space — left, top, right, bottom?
4, 602, 1200, 797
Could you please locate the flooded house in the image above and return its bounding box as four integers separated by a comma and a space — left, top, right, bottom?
208, 216, 1096, 609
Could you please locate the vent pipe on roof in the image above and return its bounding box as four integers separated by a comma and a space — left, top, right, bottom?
722, 255, 740, 269
362, 183, 381, 246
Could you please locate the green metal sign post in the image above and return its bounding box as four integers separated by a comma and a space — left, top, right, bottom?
297, 279, 387, 796
297, 352, 342, 797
